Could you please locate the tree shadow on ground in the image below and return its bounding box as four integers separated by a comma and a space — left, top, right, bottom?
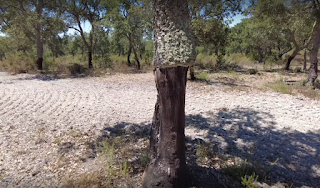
186, 108, 320, 187
86, 121, 227, 188
87, 107, 319, 187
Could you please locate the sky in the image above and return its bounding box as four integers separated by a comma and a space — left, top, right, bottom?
229, 13, 245, 27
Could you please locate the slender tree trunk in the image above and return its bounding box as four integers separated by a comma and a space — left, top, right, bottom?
143, 66, 188, 188
133, 45, 141, 70
127, 46, 132, 67
190, 65, 196, 80
285, 48, 299, 70
35, 22, 43, 70
127, 37, 132, 66
88, 27, 94, 69
307, 20, 320, 86
88, 51, 93, 68
303, 48, 307, 71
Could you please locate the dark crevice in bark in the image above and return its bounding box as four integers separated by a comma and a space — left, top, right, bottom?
150, 94, 160, 159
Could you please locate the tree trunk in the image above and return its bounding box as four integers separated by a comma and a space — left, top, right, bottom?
143, 66, 188, 188
190, 65, 196, 80
88, 51, 93, 68
127, 40, 132, 66
133, 45, 141, 70
150, 93, 160, 159
285, 49, 299, 70
143, 0, 195, 187
303, 48, 307, 71
35, 22, 44, 70
307, 20, 320, 86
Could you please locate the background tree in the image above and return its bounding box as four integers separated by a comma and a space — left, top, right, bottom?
64, 0, 104, 68
106, 0, 152, 69
248, 0, 313, 70
0, 0, 65, 70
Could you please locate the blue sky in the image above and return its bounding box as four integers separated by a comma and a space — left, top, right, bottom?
229, 13, 245, 27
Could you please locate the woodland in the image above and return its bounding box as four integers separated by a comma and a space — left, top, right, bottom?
0, 0, 320, 188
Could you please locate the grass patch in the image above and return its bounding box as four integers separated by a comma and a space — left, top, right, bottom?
265, 79, 293, 94
266, 79, 320, 100
195, 72, 209, 81
195, 142, 215, 163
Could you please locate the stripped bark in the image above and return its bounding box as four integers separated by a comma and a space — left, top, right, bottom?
143, 66, 188, 188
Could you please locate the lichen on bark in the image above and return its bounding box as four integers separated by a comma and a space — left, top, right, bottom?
153, 0, 196, 67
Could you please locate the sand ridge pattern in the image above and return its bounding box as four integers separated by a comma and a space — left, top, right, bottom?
0, 72, 319, 187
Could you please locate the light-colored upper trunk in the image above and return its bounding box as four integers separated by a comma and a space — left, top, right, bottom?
153, 0, 195, 67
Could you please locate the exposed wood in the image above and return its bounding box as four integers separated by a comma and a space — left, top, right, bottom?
143, 66, 188, 188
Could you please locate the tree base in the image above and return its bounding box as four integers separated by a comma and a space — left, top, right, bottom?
36, 58, 43, 70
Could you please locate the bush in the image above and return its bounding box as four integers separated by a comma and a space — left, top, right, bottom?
294, 67, 302, 73
249, 69, 258, 75
196, 72, 209, 81
195, 53, 217, 70
0, 52, 36, 74
68, 63, 87, 75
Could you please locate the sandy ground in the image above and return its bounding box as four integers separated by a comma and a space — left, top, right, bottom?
0, 71, 320, 187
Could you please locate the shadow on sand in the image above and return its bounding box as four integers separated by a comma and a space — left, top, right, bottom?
92, 108, 319, 187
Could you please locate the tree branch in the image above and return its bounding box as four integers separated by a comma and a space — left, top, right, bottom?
69, 26, 80, 33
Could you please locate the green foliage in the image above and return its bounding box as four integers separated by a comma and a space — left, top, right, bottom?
195, 142, 215, 162
196, 72, 209, 81
265, 79, 293, 94
0, 52, 36, 73
241, 173, 259, 188
195, 53, 217, 69
223, 159, 264, 186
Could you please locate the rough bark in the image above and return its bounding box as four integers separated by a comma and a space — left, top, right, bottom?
307, 20, 320, 85
285, 49, 299, 70
143, 66, 188, 188
150, 93, 160, 159
153, 0, 196, 67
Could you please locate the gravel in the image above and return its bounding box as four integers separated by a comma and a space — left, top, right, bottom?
0, 71, 319, 187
